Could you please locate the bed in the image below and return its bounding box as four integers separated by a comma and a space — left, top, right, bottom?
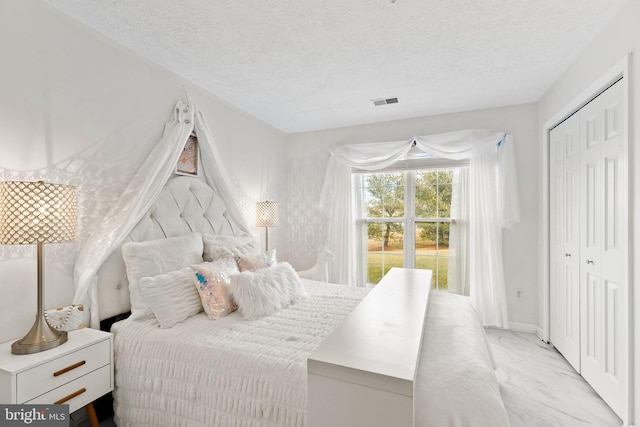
112, 280, 367, 426
94, 175, 509, 427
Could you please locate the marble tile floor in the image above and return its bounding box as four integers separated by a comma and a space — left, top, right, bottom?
77, 328, 622, 427
486, 328, 622, 427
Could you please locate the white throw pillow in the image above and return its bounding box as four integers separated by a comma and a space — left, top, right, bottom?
122, 233, 204, 317
235, 249, 277, 272
228, 262, 307, 320
202, 232, 258, 262
138, 267, 203, 328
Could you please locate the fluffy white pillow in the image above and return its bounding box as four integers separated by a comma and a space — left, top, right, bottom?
122, 233, 204, 318
235, 249, 277, 272
228, 262, 307, 320
138, 267, 203, 328
202, 232, 258, 262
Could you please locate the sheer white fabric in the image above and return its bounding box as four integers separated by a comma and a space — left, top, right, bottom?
319, 159, 357, 285
73, 101, 251, 327
467, 144, 509, 326
320, 129, 519, 327
447, 168, 469, 296
329, 139, 413, 171
497, 137, 520, 229
413, 129, 507, 160
195, 110, 251, 237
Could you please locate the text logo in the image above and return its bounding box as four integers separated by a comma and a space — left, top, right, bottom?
0, 405, 68, 426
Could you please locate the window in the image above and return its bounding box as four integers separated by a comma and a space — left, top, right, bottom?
355, 168, 459, 289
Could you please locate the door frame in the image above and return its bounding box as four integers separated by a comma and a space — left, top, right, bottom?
540, 53, 631, 421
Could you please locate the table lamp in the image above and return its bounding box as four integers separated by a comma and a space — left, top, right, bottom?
0, 181, 76, 355
256, 201, 279, 251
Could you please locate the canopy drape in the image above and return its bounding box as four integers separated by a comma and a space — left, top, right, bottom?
73, 101, 251, 327
320, 129, 519, 328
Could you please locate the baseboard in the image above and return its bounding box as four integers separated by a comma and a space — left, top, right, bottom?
536, 326, 549, 343
507, 321, 537, 333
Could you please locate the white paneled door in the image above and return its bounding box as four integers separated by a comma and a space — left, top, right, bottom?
578, 80, 627, 418
549, 113, 580, 371
550, 78, 627, 421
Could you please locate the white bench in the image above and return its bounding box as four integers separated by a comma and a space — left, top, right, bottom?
307, 268, 509, 427
307, 268, 431, 427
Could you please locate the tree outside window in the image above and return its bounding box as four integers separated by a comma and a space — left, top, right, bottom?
359, 169, 454, 288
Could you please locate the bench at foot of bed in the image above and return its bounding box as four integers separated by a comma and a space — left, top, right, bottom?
307, 268, 508, 427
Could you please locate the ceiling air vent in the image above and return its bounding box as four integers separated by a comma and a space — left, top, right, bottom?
372, 97, 398, 106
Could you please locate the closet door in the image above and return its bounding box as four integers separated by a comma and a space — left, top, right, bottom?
579, 79, 626, 418
549, 114, 580, 371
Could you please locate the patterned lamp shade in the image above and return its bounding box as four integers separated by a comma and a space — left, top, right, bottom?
256, 201, 279, 228
0, 181, 76, 245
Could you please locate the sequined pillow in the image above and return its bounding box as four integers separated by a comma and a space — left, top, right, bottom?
236, 249, 277, 272
191, 257, 239, 320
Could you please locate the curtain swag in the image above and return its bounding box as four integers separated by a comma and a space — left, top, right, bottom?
320, 129, 520, 328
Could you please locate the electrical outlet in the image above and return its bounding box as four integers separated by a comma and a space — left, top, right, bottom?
516, 290, 522, 298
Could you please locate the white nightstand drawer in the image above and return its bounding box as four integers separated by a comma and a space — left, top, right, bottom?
17, 338, 110, 403
25, 365, 112, 413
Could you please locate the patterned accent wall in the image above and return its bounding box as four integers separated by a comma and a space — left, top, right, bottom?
286, 157, 329, 271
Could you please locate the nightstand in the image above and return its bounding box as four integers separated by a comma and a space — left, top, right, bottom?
0, 328, 113, 426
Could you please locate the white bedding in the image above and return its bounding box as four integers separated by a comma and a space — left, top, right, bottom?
113, 281, 508, 427
112, 280, 370, 427
415, 291, 509, 427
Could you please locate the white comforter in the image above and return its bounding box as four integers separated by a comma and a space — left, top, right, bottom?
415, 291, 510, 427
112, 280, 369, 427
113, 282, 508, 427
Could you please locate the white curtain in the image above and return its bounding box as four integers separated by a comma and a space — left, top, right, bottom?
320, 129, 519, 328
319, 159, 357, 285
447, 168, 469, 296
73, 101, 250, 327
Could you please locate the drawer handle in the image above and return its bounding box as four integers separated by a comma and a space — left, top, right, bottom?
53, 360, 86, 377
54, 387, 86, 405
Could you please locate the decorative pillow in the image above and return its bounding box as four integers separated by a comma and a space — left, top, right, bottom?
192, 258, 240, 320
122, 233, 203, 318
138, 267, 203, 328
236, 249, 277, 272
202, 232, 258, 262
228, 262, 308, 320
206, 245, 235, 262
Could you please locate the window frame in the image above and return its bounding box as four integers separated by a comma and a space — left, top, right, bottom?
355, 167, 461, 287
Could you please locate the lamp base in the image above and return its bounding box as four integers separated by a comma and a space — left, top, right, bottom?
11, 315, 68, 355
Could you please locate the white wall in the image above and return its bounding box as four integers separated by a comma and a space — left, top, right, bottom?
537, 0, 640, 421
285, 103, 539, 328
0, 1, 286, 343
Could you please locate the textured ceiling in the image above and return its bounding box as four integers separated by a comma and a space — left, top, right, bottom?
43, 0, 628, 133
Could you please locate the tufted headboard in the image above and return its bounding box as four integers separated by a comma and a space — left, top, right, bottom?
96, 176, 246, 321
